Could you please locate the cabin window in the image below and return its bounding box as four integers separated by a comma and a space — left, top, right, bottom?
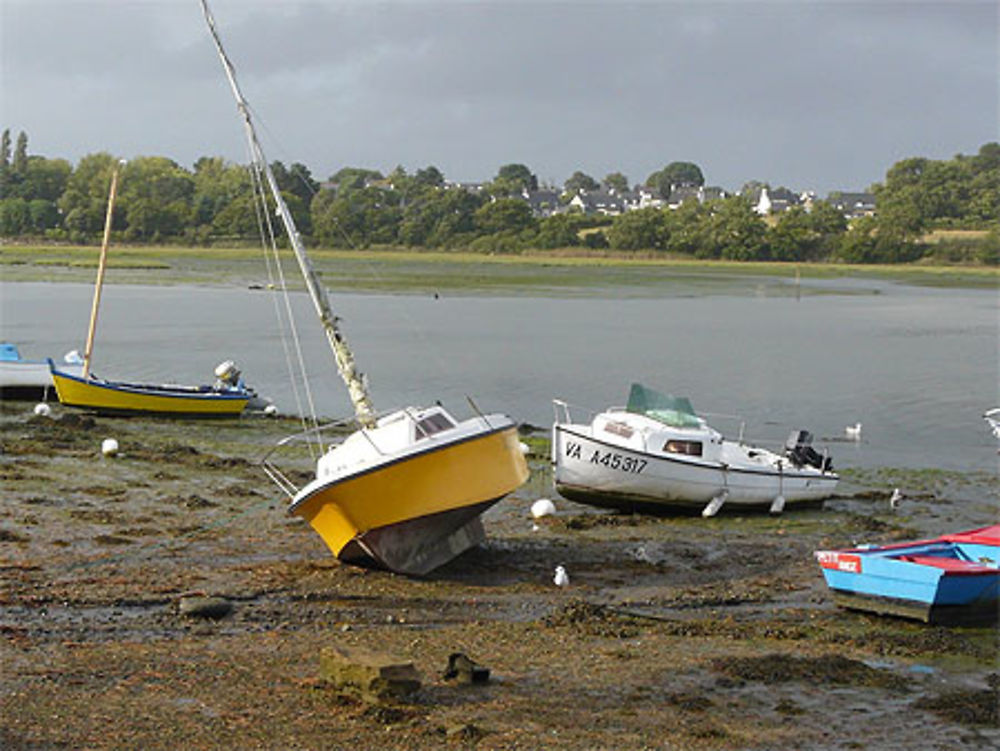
414, 412, 456, 439
663, 439, 702, 456
603, 421, 634, 439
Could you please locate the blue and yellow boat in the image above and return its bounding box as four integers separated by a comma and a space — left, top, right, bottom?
49, 362, 251, 417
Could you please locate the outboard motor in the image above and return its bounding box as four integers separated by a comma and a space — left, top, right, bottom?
785, 430, 833, 472
214, 359, 242, 389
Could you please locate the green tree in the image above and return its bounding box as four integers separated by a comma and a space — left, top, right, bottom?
0, 129, 10, 168
0, 198, 30, 235
119, 157, 195, 240
328, 166, 383, 192
702, 196, 768, 260
647, 161, 704, 197
767, 206, 813, 261
12, 131, 28, 175
564, 170, 599, 194
664, 199, 709, 256
18, 156, 72, 201
413, 165, 445, 189
59, 152, 120, 238
474, 197, 536, 235
311, 186, 402, 247
488, 163, 537, 196
534, 213, 587, 249
28, 199, 60, 231
271, 160, 319, 205
603, 172, 629, 193
398, 188, 483, 247
191, 156, 251, 231
606, 208, 668, 250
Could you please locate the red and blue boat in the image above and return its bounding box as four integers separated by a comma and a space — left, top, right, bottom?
815, 525, 1000, 625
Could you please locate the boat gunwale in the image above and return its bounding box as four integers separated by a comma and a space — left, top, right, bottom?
288, 419, 521, 514
49, 363, 251, 403
554, 423, 840, 482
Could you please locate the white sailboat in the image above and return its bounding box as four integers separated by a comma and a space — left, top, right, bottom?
552, 384, 838, 516
200, 1, 528, 575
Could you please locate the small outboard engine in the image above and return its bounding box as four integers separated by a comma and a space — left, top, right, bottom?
214, 360, 242, 389
785, 430, 833, 472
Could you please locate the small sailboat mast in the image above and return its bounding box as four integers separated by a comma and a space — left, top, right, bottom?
200, 0, 376, 428
82, 161, 123, 379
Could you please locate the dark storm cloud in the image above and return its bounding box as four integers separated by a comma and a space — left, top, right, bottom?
2, 0, 996, 193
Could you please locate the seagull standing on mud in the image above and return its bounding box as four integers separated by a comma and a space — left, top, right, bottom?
890, 488, 903, 511
553, 565, 569, 588
845, 423, 862, 441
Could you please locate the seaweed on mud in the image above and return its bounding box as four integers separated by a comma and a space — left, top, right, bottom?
163, 494, 219, 510
711, 653, 910, 691
0, 528, 29, 543
68, 509, 121, 524
93, 534, 133, 546
913, 675, 999, 726
561, 513, 660, 531
813, 610, 998, 661
663, 691, 713, 713
543, 599, 642, 638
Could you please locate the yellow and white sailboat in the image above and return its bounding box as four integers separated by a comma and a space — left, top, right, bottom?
202, 1, 528, 575
50, 163, 256, 417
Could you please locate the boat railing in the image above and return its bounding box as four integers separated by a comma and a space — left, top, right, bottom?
552, 399, 600, 426
699, 411, 748, 443
259, 417, 359, 499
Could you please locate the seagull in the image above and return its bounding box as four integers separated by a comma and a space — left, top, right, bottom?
890, 488, 903, 511
553, 565, 569, 587
845, 422, 862, 441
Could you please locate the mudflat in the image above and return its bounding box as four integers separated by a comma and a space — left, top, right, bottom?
1, 402, 997, 750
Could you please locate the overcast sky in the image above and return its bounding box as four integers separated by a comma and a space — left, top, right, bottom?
1, 0, 997, 195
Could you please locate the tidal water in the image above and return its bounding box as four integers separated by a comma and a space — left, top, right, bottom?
1, 276, 997, 473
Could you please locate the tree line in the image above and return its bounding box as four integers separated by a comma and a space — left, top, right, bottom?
1, 129, 996, 265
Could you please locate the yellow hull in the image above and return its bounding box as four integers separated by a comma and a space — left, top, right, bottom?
51, 370, 249, 416
291, 425, 529, 574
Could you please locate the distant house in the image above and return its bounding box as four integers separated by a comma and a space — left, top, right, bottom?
668, 184, 729, 210
748, 185, 800, 215
522, 188, 564, 217
667, 185, 702, 209
826, 192, 876, 219
568, 189, 628, 216
445, 181, 485, 194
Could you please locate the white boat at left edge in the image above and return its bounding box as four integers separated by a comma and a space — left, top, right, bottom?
0, 343, 83, 400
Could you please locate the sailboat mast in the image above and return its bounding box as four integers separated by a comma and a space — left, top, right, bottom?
82, 162, 122, 380
199, 0, 376, 428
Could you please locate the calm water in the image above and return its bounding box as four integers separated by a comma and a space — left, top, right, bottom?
1, 277, 997, 473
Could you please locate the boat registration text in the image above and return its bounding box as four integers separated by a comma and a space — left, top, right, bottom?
816, 551, 863, 574
564, 441, 647, 474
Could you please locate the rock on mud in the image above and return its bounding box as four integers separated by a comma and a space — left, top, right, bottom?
178, 595, 233, 620
319, 645, 421, 702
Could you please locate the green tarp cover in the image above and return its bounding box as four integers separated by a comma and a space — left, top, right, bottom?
626, 383, 701, 428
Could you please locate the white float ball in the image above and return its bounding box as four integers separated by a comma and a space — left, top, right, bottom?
101, 438, 119, 457
531, 498, 556, 519
33, 403, 52, 417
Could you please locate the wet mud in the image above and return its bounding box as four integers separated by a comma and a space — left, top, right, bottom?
1, 401, 997, 749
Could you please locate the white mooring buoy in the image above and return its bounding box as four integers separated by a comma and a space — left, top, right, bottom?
101, 438, 120, 457
531, 498, 556, 519
33, 403, 52, 417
